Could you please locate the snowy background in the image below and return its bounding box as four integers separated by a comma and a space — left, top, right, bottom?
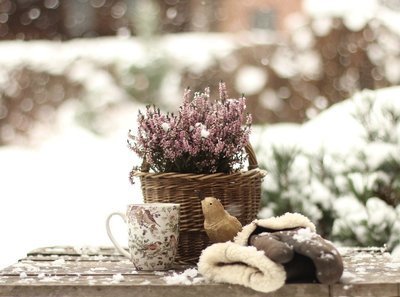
2, 0, 400, 269
0, 102, 142, 268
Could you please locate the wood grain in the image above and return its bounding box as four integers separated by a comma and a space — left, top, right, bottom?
0, 246, 399, 297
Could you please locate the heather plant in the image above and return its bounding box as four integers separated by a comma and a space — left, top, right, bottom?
128, 82, 252, 174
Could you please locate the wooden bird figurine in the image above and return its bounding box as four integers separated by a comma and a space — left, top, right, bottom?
201, 197, 243, 243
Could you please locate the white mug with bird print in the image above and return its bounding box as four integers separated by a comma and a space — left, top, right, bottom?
106, 203, 180, 270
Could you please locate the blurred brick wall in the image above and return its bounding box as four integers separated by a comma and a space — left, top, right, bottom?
1, 17, 399, 145
181, 19, 392, 124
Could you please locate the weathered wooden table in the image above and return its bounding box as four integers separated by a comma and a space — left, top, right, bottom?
0, 246, 399, 297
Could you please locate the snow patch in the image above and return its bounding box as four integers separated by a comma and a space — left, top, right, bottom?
340, 271, 364, 282
39, 276, 61, 282
52, 259, 65, 266
320, 252, 335, 261
90, 267, 108, 272
112, 273, 125, 283
293, 228, 315, 242
19, 272, 28, 279
163, 268, 204, 285
385, 262, 400, 269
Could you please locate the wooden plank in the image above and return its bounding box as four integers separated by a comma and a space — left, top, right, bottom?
331, 283, 399, 297
1, 247, 400, 297
27, 246, 121, 257
25, 246, 192, 266
0, 274, 177, 286
272, 284, 329, 297
338, 248, 400, 284
24, 254, 124, 262
1, 284, 265, 297
0, 261, 330, 297
0, 260, 190, 277
0, 281, 329, 297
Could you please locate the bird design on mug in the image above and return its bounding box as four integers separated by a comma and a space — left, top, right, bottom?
143, 209, 160, 227
142, 241, 163, 256
167, 234, 178, 251
134, 207, 160, 230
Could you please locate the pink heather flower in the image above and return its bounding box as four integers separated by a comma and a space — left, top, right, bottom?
128, 83, 252, 174
219, 81, 228, 101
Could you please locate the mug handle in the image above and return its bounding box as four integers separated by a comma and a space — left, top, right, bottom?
106, 212, 131, 259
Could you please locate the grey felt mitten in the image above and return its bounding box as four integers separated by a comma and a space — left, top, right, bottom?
249, 228, 343, 284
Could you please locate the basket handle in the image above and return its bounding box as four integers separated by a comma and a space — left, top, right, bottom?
139, 142, 259, 173
245, 143, 259, 170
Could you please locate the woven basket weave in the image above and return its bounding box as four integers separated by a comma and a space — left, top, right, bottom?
129, 144, 266, 264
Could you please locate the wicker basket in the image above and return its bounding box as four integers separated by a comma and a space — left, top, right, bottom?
129, 144, 266, 264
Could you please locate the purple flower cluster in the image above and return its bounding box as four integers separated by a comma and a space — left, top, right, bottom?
128, 82, 252, 174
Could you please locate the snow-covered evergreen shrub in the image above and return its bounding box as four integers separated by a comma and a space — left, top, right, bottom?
254, 87, 400, 251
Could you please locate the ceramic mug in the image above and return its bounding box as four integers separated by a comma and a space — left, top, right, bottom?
106, 203, 180, 270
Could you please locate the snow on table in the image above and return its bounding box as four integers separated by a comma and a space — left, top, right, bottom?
0, 246, 399, 297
